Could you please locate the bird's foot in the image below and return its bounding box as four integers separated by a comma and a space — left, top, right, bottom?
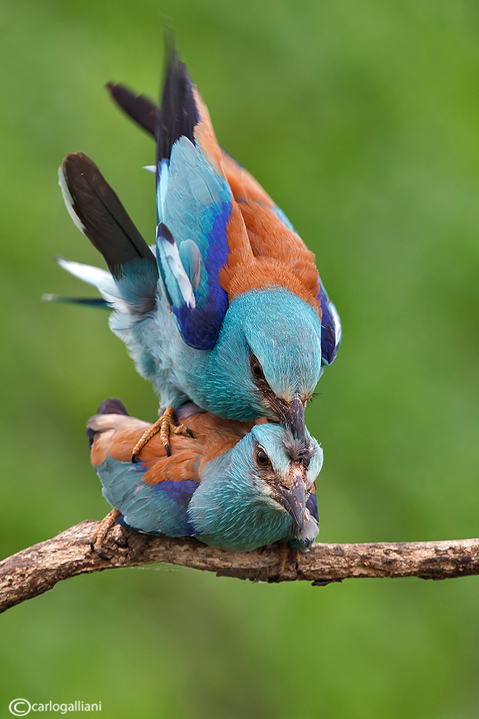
90, 508, 121, 560
131, 406, 194, 461
278, 541, 290, 576
269, 543, 300, 582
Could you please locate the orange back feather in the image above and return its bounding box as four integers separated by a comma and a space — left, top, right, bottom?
193, 92, 321, 315
91, 413, 263, 487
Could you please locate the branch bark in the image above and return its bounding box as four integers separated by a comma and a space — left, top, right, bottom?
1, 520, 479, 613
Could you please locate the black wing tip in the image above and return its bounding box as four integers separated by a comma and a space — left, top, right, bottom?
157, 44, 199, 163
162, 46, 195, 106
105, 36, 198, 157
106, 80, 134, 101
106, 81, 158, 137
59, 151, 157, 276
61, 151, 95, 176
62, 150, 87, 162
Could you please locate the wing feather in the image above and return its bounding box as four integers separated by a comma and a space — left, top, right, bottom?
106, 55, 342, 362
60, 152, 157, 280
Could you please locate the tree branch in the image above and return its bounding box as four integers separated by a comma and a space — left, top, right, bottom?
1, 520, 479, 613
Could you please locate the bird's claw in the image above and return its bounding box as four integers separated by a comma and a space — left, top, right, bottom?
276, 542, 299, 578
90, 508, 121, 560
131, 406, 194, 461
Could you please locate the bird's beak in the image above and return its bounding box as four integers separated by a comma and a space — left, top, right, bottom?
288, 394, 306, 438
271, 393, 306, 438
274, 469, 307, 535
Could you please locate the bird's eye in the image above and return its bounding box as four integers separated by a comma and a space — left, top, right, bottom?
252, 363, 263, 378
250, 355, 265, 380
255, 447, 270, 468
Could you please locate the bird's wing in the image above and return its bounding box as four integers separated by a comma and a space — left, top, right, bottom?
107, 75, 341, 365
87, 405, 255, 537
316, 284, 341, 366
59, 152, 159, 314
88, 407, 202, 537
107, 83, 282, 216
107, 81, 157, 135
306, 484, 319, 523
60, 153, 156, 278
151, 50, 254, 351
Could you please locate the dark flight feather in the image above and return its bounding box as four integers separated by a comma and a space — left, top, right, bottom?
156, 48, 198, 165
61, 152, 157, 280
106, 82, 157, 136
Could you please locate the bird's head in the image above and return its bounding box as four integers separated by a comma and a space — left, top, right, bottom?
192, 421, 322, 551
207, 289, 323, 436
244, 423, 322, 548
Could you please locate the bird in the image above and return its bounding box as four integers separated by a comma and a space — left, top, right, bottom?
87, 398, 323, 554
53, 48, 341, 456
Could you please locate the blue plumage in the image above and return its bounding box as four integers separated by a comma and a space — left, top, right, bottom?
100, 454, 199, 537
89, 405, 323, 552
155, 140, 232, 349
52, 50, 341, 440
317, 283, 342, 366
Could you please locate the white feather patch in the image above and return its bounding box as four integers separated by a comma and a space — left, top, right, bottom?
157, 160, 169, 219
56, 257, 111, 288
55, 257, 126, 309
179, 239, 201, 291
58, 166, 86, 234
330, 302, 342, 345
157, 231, 196, 309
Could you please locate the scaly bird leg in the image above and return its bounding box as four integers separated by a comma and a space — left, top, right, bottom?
131, 406, 194, 462
278, 542, 289, 576
90, 508, 121, 561
277, 543, 300, 578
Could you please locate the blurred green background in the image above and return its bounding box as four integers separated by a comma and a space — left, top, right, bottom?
2, 0, 479, 717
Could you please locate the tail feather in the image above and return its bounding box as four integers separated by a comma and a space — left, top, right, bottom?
54, 257, 119, 302
43, 294, 109, 309
97, 398, 130, 416
86, 398, 131, 448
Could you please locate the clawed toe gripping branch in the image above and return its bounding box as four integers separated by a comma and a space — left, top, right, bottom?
1, 521, 479, 613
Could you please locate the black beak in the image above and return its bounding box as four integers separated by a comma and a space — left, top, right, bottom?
275, 474, 306, 535
272, 393, 305, 438
288, 394, 306, 438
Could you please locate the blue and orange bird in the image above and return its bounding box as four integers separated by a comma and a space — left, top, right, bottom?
88, 399, 322, 554
55, 49, 341, 455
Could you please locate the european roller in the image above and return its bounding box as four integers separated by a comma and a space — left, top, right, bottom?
54, 49, 341, 456
88, 399, 323, 554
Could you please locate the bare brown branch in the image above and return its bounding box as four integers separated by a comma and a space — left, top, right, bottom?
1, 521, 479, 613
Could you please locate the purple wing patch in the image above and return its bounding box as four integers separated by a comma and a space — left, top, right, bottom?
170, 200, 231, 350
306, 491, 319, 523
317, 284, 341, 366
